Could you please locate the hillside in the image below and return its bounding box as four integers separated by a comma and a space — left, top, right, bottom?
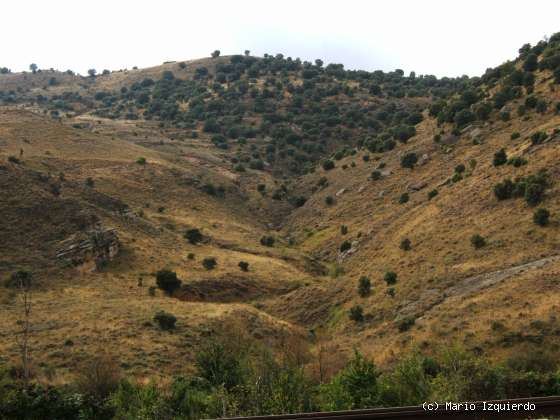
1, 34, 560, 411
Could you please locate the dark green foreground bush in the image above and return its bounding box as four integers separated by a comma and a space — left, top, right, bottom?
2, 340, 560, 419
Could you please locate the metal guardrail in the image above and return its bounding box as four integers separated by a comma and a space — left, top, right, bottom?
216, 396, 560, 420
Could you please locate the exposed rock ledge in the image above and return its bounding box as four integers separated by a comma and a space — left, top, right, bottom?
56, 226, 120, 272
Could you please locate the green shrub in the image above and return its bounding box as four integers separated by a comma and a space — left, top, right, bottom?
531, 131, 547, 145
401, 153, 418, 169
341, 225, 348, 235
260, 236, 275, 247
399, 193, 409, 204
510, 132, 520, 140
322, 159, 335, 171
525, 95, 538, 109
85, 177, 94, 187
317, 177, 328, 188
349, 305, 364, 322
455, 164, 465, 174
523, 53, 538, 71
536, 100, 548, 114
428, 189, 438, 200
202, 257, 217, 270
155, 270, 181, 294
454, 109, 475, 127
257, 184, 266, 193
533, 208, 550, 226
325, 196, 335, 206
525, 182, 546, 206
136, 157, 146, 165
340, 240, 352, 253
493, 149, 507, 166
184, 228, 203, 244
384, 271, 397, 285
475, 102, 492, 120
507, 156, 527, 167
371, 170, 381, 180
4, 270, 32, 289
7, 156, 20, 164
398, 317, 415, 332
400, 238, 411, 251
195, 338, 244, 391
394, 125, 416, 143
470, 234, 486, 249
238, 261, 249, 271
451, 173, 463, 183
358, 276, 371, 297
494, 179, 514, 200
153, 311, 177, 330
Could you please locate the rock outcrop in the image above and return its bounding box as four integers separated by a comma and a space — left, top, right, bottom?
56, 226, 120, 272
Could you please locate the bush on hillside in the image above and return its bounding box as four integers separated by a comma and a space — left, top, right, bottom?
400, 153, 418, 169
202, 257, 217, 270
494, 179, 515, 200
470, 234, 486, 249
155, 270, 181, 295
398, 317, 415, 332
493, 149, 507, 166
523, 53, 538, 72
400, 238, 411, 251
322, 159, 335, 171
184, 228, 203, 245
507, 156, 527, 167
452, 163, 465, 175
533, 208, 550, 226
238, 261, 249, 272
153, 311, 177, 330
349, 305, 364, 322
340, 240, 352, 253
399, 193, 409, 204
358, 276, 371, 297
451, 173, 463, 183
536, 99, 548, 114
454, 109, 475, 127
384, 271, 397, 285
260, 236, 275, 247
531, 131, 548, 145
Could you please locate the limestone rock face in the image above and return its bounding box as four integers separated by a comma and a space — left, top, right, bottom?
56, 226, 120, 272
441, 134, 458, 145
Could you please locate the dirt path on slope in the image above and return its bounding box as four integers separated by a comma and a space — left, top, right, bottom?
398, 254, 560, 320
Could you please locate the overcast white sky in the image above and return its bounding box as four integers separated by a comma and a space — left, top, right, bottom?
2, 0, 559, 77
